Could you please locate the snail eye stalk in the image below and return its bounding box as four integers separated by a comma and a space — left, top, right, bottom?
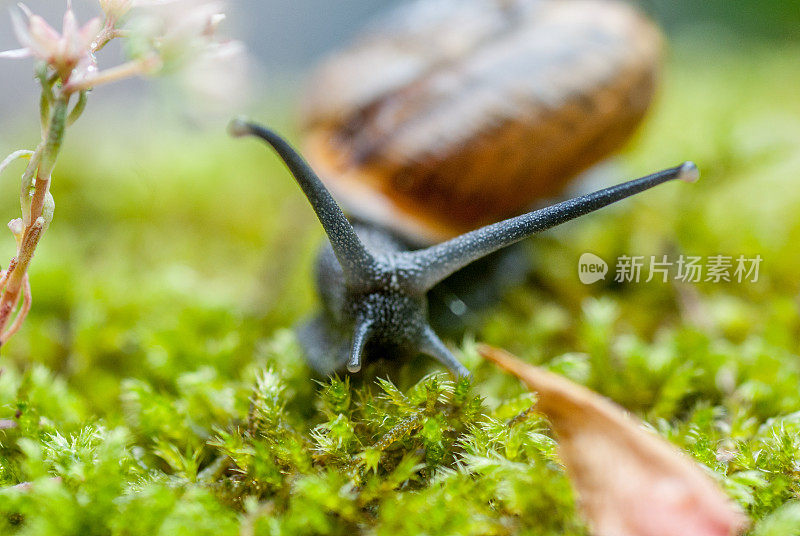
229, 119, 377, 288
405, 162, 699, 293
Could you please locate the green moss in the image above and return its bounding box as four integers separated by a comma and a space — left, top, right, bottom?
1, 45, 800, 534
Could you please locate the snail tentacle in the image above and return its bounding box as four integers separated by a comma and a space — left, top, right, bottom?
229, 119, 378, 288
347, 316, 373, 373
405, 162, 699, 293
418, 325, 471, 378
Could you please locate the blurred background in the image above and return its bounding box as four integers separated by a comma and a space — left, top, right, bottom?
0, 0, 798, 119
0, 0, 797, 406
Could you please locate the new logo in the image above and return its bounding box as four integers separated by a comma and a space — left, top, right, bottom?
578, 253, 608, 284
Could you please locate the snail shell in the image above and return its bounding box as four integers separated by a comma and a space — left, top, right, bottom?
301, 0, 662, 244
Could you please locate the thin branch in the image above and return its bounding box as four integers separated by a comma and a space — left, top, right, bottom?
63, 56, 161, 95
27, 99, 67, 228
92, 26, 127, 53
0, 258, 19, 293
67, 91, 89, 126
20, 144, 44, 225
0, 219, 44, 339
1, 274, 31, 344
0, 150, 34, 177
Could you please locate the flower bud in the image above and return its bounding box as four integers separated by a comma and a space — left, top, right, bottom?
99, 0, 133, 20
7, 218, 24, 239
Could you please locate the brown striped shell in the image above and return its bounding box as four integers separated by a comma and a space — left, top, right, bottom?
301, 0, 662, 244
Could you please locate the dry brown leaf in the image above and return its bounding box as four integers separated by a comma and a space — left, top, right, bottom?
478, 344, 749, 536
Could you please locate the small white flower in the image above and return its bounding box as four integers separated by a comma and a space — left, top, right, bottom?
125, 0, 250, 111
99, 0, 133, 20
0, 3, 102, 80
180, 39, 249, 112
127, 0, 227, 68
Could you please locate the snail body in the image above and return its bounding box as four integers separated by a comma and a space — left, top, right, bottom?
230, 0, 695, 377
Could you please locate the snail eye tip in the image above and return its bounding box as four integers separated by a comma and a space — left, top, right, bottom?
679, 161, 700, 183
227, 117, 252, 138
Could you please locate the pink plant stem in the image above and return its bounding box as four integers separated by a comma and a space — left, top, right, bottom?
27, 175, 50, 227
19, 145, 43, 226
0, 220, 43, 341
1, 274, 31, 343
27, 166, 53, 220
63, 57, 159, 94
0, 96, 66, 343
92, 26, 127, 53
0, 258, 18, 292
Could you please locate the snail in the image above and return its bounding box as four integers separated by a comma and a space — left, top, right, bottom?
230, 121, 697, 377
229, 0, 697, 377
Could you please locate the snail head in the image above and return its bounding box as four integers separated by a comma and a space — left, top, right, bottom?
230, 118, 699, 378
